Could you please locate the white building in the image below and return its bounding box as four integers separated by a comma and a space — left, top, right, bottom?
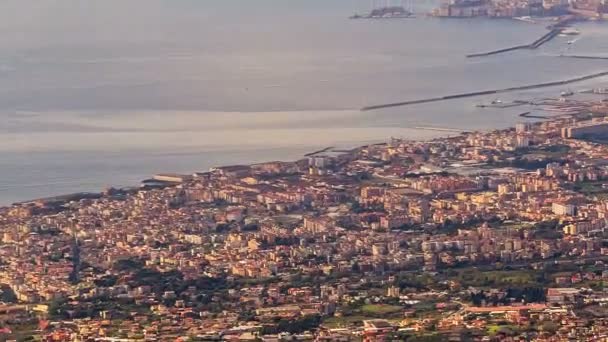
552, 202, 575, 216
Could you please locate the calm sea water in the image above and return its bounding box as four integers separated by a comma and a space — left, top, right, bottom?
2, 0, 608, 205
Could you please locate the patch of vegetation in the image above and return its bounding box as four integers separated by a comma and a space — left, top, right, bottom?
360, 304, 403, 315
262, 314, 321, 334
455, 269, 543, 288
397, 273, 436, 290
94, 275, 118, 287
113, 257, 145, 271
582, 305, 608, 318
499, 221, 534, 230
487, 324, 520, 336
1, 322, 39, 342
0, 285, 17, 303
322, 315, 368, 328
411, 301, 440, 317
533, 219, 563, 239
395, 333, 448, 342
572, 181, 608, 198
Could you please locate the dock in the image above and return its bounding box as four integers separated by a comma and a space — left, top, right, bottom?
305, 146, 334, 157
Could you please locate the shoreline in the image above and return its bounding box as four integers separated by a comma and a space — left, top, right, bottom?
4, 86, 601, 207
2, 89, 596, 208
6, 134, 464, 208
5, 19, 607, 208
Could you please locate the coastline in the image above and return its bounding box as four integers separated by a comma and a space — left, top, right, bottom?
6, 134, 462, 208
4, 86, 604, 208
4, 18, 608, 207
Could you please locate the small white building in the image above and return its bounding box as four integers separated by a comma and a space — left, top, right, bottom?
552, 202, 575, 216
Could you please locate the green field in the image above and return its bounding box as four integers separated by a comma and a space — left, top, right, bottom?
360, 304, 403, 315
454, 269, 541, 287
322, 304, 404, 328
499, 222, 534, 230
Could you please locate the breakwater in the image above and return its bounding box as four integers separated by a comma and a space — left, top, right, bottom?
414, 126, 470, 133
519, 112, 549, 119
466, 28, 562, 58
305, 146, 334, 157
361, 71, 608, 111
559, 55, 608, 61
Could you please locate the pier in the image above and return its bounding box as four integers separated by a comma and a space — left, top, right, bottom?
305, 146, 334, 157
559, 54, 608, 60
466, 15, 578, 58
519, 111, 550, 119
530, 28, 563, 48
361, 71, 608, 111
466, 45, 529, 58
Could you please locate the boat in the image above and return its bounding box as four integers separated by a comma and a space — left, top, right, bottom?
514, 16, 536, 24
561, 90, 574, 97
561, 28, 580, 36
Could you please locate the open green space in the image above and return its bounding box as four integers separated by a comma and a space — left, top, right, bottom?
453, 269, 542, 287
360, 304, 403, 315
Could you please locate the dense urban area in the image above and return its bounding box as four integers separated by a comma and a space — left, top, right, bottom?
432, 0, 606, 18
4, 92, 608, 341
2, 0, 608, 340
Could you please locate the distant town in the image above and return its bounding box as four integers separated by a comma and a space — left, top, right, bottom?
353, 0, 606, 20
5, 90, 608, 340
432, 0, 606, 18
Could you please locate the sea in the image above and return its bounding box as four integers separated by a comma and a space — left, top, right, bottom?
2, 0, 608, 205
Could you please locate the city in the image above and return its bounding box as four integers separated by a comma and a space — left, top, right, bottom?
4, 1, 608, 341
432, 0, 607, 18
4, 93, 608, 340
